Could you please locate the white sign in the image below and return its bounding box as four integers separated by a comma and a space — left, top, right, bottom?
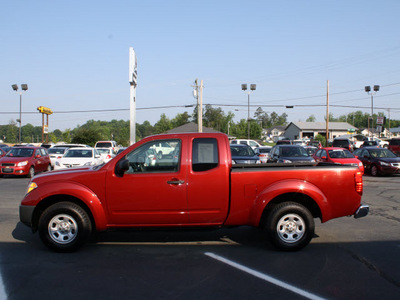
376, 116, 384, 125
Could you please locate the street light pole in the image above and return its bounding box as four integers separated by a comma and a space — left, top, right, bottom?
241, 83, 256, 139
11, 84, 28, 143
365, 85, 379, 138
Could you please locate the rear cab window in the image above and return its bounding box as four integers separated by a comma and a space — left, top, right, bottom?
192, 138, 219, 172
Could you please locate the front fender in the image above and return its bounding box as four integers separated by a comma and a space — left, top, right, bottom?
249, 179, 330, 225
22, 181, 108, 231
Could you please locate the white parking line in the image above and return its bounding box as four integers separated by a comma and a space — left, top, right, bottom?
205, 252, 326, 300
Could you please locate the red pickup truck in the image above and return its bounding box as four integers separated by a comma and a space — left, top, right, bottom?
19, 133, 368, 252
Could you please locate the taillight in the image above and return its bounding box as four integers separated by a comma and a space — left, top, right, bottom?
355, 171, 363, 195
106, 155, 111, 159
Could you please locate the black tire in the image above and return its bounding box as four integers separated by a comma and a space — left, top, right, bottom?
371, 165, 379, 176
157, 151, 163, 159
46, 164, 52, 172
28, 166, 35, 178
265, 202, 314, 251
38, 202, 92, 252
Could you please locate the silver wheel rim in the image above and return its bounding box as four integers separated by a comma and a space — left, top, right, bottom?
277, 213, 305, 243
29, 168, 35, 177
48, 214, 78, 244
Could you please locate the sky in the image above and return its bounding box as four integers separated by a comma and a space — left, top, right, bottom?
1, 0, 400, 132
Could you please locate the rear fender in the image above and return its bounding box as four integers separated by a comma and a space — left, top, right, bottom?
249, 179, 330, 225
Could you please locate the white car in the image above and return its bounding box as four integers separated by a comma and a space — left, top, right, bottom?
54, 148, 104, 170
47, 147, 69, 169
96, 147, 116, 163
230, 139, 261, 150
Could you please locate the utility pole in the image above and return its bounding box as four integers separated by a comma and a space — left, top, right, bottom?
129, 47, 138, 145
193, 79, 203, 132
326, 80, 329, 146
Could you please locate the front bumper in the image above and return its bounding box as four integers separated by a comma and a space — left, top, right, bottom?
19, 205, 35, 227
354, 204, 369, 219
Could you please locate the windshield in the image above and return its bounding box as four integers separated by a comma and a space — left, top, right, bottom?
328, 149, 354, 158
64, 149, 93, 158
97, 148, 111, 155
280, 146, 309, 157
231, 146, 255, 157
48, 148, 67, 154
369, 149, 397, 158
6, 148, 34, 157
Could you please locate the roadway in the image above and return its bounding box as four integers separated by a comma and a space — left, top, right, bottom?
0, 174, 399, 299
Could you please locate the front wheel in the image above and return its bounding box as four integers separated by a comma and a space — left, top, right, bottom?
265, 202, 314, 251
371, 165, 379, 176
28, 166, 35, 178
38, 202, 92, 252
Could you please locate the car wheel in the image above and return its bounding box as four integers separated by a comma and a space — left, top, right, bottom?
46, 164, 51, 172
28, 166, 35, 178
371, 165, 379, 176
265, 202, 314, 251
38, 202, 92, 252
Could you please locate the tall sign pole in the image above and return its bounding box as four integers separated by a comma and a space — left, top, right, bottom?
326, 80, 329, 146
129, 47, 138, 145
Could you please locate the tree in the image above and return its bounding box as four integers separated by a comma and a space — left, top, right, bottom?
154, 114, 172, 134
171, 112, 190, 128
71, 126, 102, 146
306, 115, 316, 122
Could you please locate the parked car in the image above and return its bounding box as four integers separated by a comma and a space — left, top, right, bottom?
332, 138, 353, 152
303, 146, 318, 156
268, 145, 315, 163
254, 146, 272, 163
307, 140, 322, 149
94, 141, 119, 153
52, 143, 90, 149
47, 147, 69, 169
360, 140, 380, 148
54, 148, 104, 170
313, 147, 364, 173
353, 147, 400, 176
388, 138, 400, 156
276, 139, 292, 145
0, 144, 11, 153
117, 147, 127, 155
0, 146, 51, 178
0, 148, 6, 159
230, 144, 260, 164
230, 139, 261, 150
96, 148, 117, 163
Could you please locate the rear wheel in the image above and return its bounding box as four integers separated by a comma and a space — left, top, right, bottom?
265, 202, 314, 251
38, 202, 92, 252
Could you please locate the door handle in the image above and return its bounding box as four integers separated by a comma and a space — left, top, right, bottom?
167, 180, 185, 185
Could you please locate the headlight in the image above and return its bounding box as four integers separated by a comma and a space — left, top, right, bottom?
55, 161, 60, 166
17, 161, 28, 167
379, 161, 390, 166
26, 182, 38, 194
282, 159, 292, 163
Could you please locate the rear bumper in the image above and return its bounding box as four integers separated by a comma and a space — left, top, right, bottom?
354, 204, 369, 219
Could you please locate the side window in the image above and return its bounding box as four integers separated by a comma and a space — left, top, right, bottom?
321, 150, 327, 157
239, 141, 247, 145
35, 149, 41, 157
315, 150, 321, 157
125, 139, 181, 174
192, 138, 219, 172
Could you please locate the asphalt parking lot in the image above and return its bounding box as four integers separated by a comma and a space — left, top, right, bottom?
0, 174, 399, 299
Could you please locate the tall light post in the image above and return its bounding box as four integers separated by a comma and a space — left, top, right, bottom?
365, 85, 379, 138
11, 84, 28, 143
241, 83, 256, 139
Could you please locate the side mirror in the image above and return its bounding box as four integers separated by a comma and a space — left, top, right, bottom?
35, 155, 41, 159
115, 159, 129, 177
95, 154, 101, 158
321, 156, 327, 160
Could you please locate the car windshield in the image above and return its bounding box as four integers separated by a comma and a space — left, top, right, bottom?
280, 147, 308, 157
259, 148, 271, 154
231, 146, 255, 157
64, 149, 93, 158
96, 148, 111, 155
6, 148, 34, 157
48, 148, 67, 154
328, 149, 354, 158
369, 149, 397, 158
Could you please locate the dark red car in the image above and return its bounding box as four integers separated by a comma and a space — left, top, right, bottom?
388, 138, 400, 156
0, 146, 51, 178
313, 147, 364, 174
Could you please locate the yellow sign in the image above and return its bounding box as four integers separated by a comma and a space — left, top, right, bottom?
37, 106, 53, 115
